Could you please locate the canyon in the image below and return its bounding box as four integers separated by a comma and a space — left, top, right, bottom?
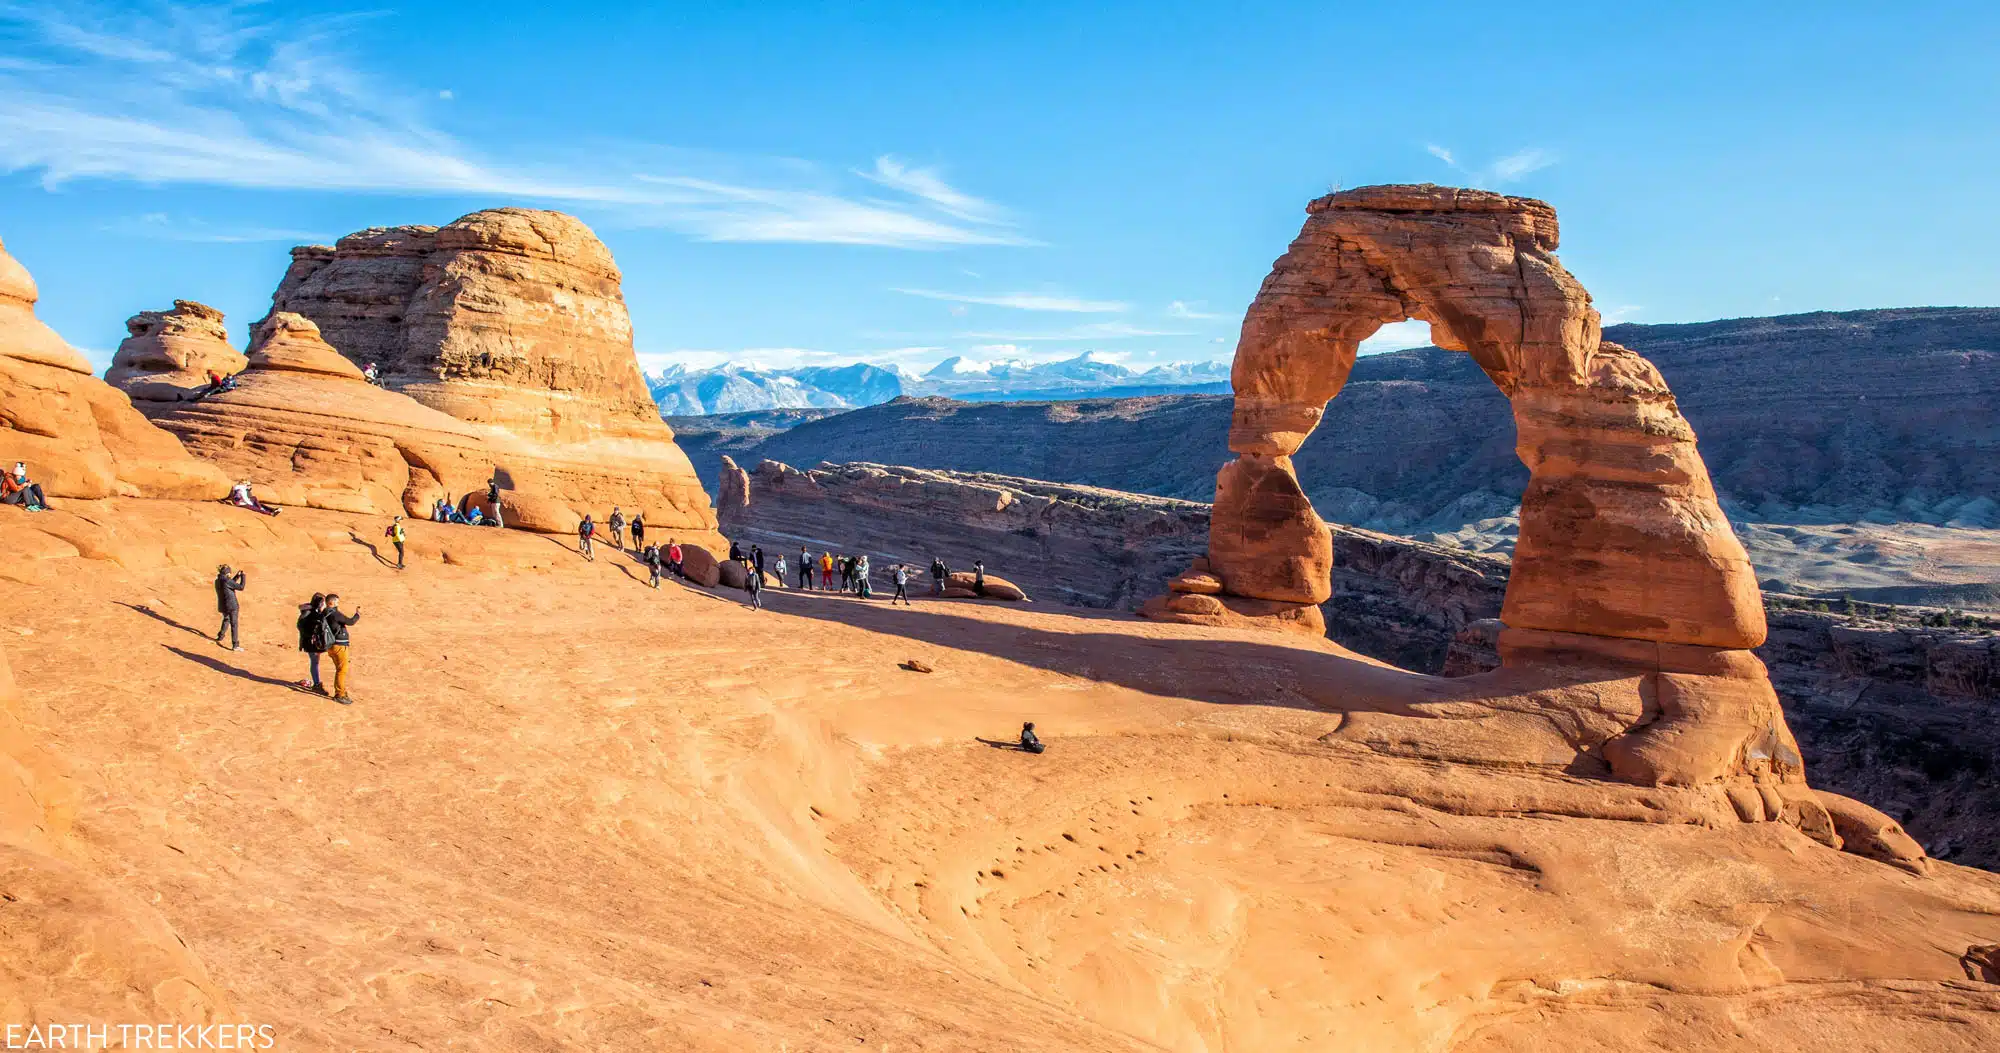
3, 189, 1998, 1050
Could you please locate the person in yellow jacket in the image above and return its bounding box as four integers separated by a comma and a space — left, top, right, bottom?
384, 516, 407, 570
819, 550, 835, 591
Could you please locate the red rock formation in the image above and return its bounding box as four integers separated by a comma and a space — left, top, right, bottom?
260, 209, 720, 548
1150, 186, 1859, 851
0, 237, 227, 501
105, 300, 247, 404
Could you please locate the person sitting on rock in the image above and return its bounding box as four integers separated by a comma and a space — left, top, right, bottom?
466, 506, 484, 526
729, 540, 744, 564
228, 480, 280, 516
1019, 722, 1046, 755
362, 362, 384, 387
578, 515, 596, 561
608, 507, 626, 550
194, 369, 238, 399
1, 462, 50, 512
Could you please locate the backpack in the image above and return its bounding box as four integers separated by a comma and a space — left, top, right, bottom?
300, 609, 328, 652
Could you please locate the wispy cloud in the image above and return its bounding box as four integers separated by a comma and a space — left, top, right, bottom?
893, 287, 1127, 313
1359, 319, 1435, 355
0, 3, 1031, 248
957, 321, 1193, 341
1167, 300, 1226, 320
1422, 143, 1559, 186
100, 211, 330, 243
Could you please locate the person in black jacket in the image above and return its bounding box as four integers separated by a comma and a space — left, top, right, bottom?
578, 515, 596, 561
930, 557, 947, 597
213, 564, 246, 651
643, 543, 663, 589
1019, 722, 1045, 754
295, 593, 328, 693
752, 545, 765, 579
321, 594, 363, 705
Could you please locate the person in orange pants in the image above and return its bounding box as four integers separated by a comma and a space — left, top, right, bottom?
819, 551, 834, 591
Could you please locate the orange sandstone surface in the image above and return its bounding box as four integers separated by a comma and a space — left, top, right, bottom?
1, 499, 1997, 1051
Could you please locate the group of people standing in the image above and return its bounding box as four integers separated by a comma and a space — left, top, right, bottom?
578, 506, 647, 562
206, 565, 363, 705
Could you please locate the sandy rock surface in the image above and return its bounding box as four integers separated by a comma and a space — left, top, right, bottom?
0, 498, 1996, 1050
105, 300, 248, 404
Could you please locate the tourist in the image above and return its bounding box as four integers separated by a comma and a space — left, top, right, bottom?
228, 480, 280, 516
466, 506, 484, 527
213, 564, 246, 651
644, 543, 663, 588
430, 498, 447, 523
385, 516, 407, 570
798, 546, 811, 590
930, 557, 947, 597
838, 554, 853, 593
630, 513, 645, 551
362, 362, 383, 387
752, 545, 765, 579
819, 551, 834, 591
321, 594, 362, 705
773, 554, 788, 588
973, 560, 988, 597
295, 593, 328, 694
1, 462, 50, 512
745, 562, 763, 611
667, 538, 684, 577
194, 369, 238, 399
578, 515, 596, 561
608, 507, 626, 550
891, 564, 911, 605
729, 540, 744, 564
856, 554, 872, 599
1019, 722, 1045, 755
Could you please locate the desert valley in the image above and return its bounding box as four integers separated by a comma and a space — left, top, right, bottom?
3, 172, 1998, 1053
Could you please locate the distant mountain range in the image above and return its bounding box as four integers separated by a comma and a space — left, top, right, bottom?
671, 307, 2000, 536
647, 352, 1230, 415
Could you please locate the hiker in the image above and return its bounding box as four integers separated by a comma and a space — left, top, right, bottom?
1019, 722, 1046, 754
643, 543, 663, 588
630, 513, 645, 551
798, 546, 812, 590
745, 562, 763, 611
837, 554, 852, 593
228, 480, 280, 516
856, 554, 872, 599
773, 554, 788, 588
321, 594, 362, 705
466, 506, 485, 527
295, 593, 328, 694
362, 362, 383, 387
213, 564, 246, 651
892, 563, 911, 605
752, 545, 766, 579
973, 560, 988, 597
578, 515, 596, 561
485, 500, 503, 528
1, 462, 50, 512
930, 557, 947, 596
385, 516, 407, 569
608, 508, 626, 550
729, 540, 744, 564
194, 369, 236, 399
667, 539, 684, 577
819, 551, 834, 591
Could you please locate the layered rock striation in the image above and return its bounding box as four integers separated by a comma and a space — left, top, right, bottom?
0, 238, 226, 501
162, 211, 728, 548
105, 300, 248, 404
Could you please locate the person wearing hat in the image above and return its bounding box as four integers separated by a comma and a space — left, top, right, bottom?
213, 564, 247, 651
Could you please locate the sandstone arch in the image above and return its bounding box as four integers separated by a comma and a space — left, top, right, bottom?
1148, 186, 1857, 810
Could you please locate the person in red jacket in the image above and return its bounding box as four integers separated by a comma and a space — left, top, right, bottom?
1, 462, 50, 512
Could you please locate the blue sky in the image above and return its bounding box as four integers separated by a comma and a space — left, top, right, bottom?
2, 1, 1996, 375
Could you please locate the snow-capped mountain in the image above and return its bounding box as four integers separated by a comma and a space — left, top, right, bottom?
651, 352, 1232, 416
